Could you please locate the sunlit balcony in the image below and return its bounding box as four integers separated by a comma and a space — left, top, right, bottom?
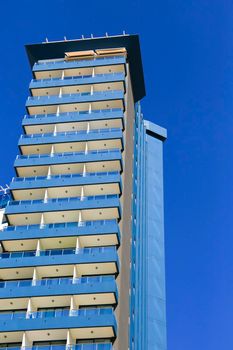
0, 219, 120, 252
14, 149, 122, 178
10, 171, 122, 201
0, 276, 118, 309
30, 73, 125, 97
32, 55, 126, 79
0, 247, 119, 280
26, 90, 124, 116
18, 128, 124, 156
22, 108, 124, 136
0, 308, 117, 341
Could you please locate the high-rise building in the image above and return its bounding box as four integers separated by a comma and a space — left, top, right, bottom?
0, 34, 167, 350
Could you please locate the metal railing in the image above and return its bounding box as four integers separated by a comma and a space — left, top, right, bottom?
34, 54, 124, 66
0, 246, 116, 260
1, 218, 117, 232
20, 128, 121, 139
0, 345, 113, 350
0, 307, 113, 320
27, 90, 122, 101
23, 107, 123, 119
31, 72, 123, 83
16, 148, 121, 160
0, 275, 114, 289
12, 171, 119, 183
7, 194, 118, 206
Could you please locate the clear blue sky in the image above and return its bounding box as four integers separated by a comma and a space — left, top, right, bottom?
0, 0, 232, 348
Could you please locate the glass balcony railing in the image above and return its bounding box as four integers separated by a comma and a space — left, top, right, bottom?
31, 72, 123, 83
0, 246, 116, 260
34, 54, 124, 66
16, 148, 121, 160
27, 90, 122, 102
0, 345, 113, 350
20, 128, 121, 139
23, 107, 123, 119
0, 275, 114, 289
1, 218, 118, 232
11, 171, 119, 183
0, 307, 113, 320
7, 194, 118, 206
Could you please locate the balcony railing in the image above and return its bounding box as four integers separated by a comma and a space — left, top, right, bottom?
34, 54, 124, 66
0, 345, 113, 350
0, 275, 114, 289
7, 194, 118, 207
0, 246, 116, 260
0, 307, 113, 320
11, 171, 119, 183
1, 218, 117, 232
16, 148, 121, 160
20, 128, 121, 139
23, 107, 123, 119
27, 90, 122, 101
31, 72, 123, 83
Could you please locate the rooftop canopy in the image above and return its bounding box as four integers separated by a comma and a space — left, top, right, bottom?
25, 34, 145, 102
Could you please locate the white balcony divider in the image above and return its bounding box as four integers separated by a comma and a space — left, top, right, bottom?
32, 267, 39, 286
75, 237, 81, 254
35, 240, 41, 257
56, 105, 60, 117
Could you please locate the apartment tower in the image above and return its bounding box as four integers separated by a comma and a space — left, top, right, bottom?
0, 34, 167, 350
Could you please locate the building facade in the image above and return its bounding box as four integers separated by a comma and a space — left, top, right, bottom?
0, 35, 166, 350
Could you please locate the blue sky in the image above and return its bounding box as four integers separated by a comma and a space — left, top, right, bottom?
0, 0, 232, 348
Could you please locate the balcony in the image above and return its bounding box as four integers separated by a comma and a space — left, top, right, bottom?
0, 308, 117, 339
0, 247, 119, 277
10, 172, 122, 201
22, 109, 124, 135
5, 193, 120, 214
18, 128, 124, 156
0, 219, 120, 251
0, 275, 118, 305
26, 91, 125, 116
0, 346, 113, 350
30, 72, 125, 91
32, 55, 126, 75
14, 149, 123, 177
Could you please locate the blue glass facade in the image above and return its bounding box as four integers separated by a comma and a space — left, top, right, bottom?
0, 35, 166, 350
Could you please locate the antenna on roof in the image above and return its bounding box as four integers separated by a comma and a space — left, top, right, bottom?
105, 32, 109, 37
45, 37, 49, 43
81, 35, 85, 39
123, 30, 126, 35
91, 34, 94, 38
64, 36, 67, 41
